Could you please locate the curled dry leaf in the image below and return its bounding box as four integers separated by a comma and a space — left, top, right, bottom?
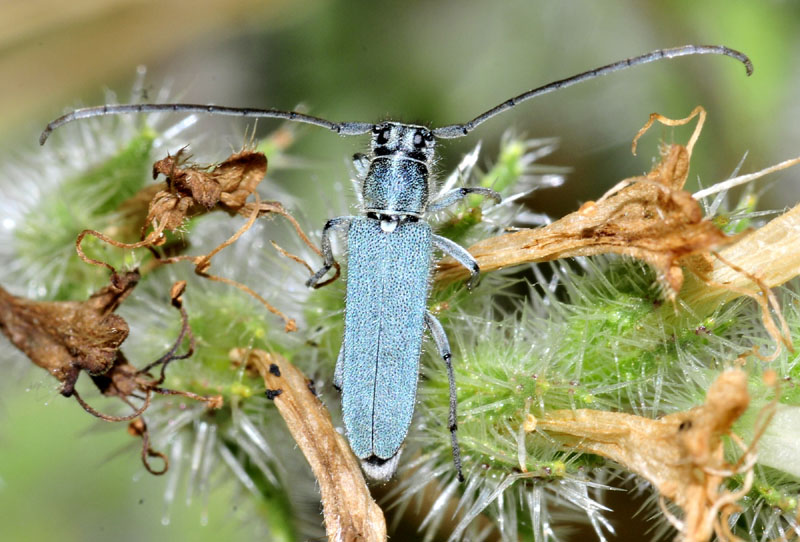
535, 369, 755, 542
231, 348, 386, 542
158, 195, 301, 332
0, 274, 222, 474
82, 149, 270, 255
437, 107, 735, 299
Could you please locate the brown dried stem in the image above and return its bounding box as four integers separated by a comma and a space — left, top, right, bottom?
235, 348, 387, 542
128, 418, 169, 475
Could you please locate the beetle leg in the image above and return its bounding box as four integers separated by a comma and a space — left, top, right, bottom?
433, 234, 480, 289
425, 310, 465, 482
306, 216, 356, 288
351, 153, 370, 178
427, 187, 501, 212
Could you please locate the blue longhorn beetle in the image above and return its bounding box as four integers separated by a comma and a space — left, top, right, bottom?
40, 45, 752, 482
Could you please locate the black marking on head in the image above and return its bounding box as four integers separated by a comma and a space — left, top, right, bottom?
265, 388, 283, 400
678, 419, 693, 432
367, 212, 421, 223
417, 128, 434, 147
375, 125, 391, 145
369, 123, 436, 164
268, 363, 281, 377
406, 150, 428, 162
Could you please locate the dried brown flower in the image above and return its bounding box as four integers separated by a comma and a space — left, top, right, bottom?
0, 274, 221, 474
74, 148, 340, 332
535, 370, 761, 542
437, 107, 735, 299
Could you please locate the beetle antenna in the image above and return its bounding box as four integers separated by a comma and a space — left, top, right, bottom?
432, 44, 752, 139
40, 104, 373, 145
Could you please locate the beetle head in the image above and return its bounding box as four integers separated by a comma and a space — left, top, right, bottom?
370, 123, 435, 163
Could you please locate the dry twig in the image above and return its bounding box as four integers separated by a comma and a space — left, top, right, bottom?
232, 348, 387, 542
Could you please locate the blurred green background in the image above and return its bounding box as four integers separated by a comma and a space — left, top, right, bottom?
1, 0, 799, 540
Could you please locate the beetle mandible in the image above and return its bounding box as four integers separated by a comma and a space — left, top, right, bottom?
40, 45, 753, 482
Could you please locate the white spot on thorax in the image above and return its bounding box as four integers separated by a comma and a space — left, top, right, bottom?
380, 218, 398, 233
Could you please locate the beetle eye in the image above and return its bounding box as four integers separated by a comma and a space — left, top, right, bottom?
376, 127, 391, 145
413, 132, 425, 148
